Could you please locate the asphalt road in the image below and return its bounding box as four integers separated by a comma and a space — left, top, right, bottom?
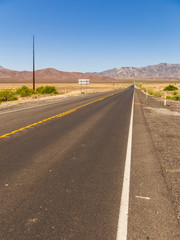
0, 87, 134, 240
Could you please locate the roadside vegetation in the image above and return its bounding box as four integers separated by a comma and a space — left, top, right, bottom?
138, 84, 180, 101
0, 85, 59, 104
36, 86, 59, 94
140, 87, 162, 98
163, 84, 178, 91
16, 86, 35, 97
0, 89, 18, 102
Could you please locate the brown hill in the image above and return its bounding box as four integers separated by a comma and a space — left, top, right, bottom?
0, 66, 116, 83
2, 63, 180, 83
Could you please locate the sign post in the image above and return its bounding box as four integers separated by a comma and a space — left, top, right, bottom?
78, 79, 90, 95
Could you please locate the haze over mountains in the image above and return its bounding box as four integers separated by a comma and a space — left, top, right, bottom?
0, 63, 180, 83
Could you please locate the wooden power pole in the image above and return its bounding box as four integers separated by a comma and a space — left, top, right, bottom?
33, 35, 35, 91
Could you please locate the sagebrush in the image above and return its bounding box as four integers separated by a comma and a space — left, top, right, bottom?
0, 89, 18, 102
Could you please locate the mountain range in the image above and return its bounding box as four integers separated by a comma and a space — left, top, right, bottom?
0, 63, 180, 83
94, 63, 180, 80
0, 66, 115, 83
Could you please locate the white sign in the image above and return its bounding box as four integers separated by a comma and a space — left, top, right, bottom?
79, 79, 90, 84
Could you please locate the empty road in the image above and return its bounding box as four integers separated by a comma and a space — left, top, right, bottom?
0, 86, 179, 240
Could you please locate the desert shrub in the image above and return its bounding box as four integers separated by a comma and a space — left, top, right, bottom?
166, 96, 171, 99
8, 96, 18, 101
0, 89, 17, 102
35, 86, 44, 94
36, 86, 59, 94
16, 86, 35, 97
163, 85, 178, 91
172, 91, 178, 95
171, 94, 180, 101
43, 86, 59, 94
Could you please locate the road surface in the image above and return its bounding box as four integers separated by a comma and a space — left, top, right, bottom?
0, 86, 179, 240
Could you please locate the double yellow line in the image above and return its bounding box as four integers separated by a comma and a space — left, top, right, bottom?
0, 90, 122, 139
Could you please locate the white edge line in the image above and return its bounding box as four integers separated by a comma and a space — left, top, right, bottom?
116, 87, 134, 240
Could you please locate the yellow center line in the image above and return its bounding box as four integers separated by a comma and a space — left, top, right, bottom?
0, 90, 123, 139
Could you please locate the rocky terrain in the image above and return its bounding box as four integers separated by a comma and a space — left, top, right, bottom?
94, 63, 180, 80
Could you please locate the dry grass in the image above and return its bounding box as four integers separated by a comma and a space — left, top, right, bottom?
137, 82, 180, 91
0, 83, 130, 107
0, 83, 130, 96
137, 82, 180, 98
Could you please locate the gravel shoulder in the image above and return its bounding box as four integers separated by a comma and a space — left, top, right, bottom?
136, 88, 180, 221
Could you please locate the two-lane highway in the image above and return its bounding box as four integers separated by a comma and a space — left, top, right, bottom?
1, 86, 180, 240
0, 87, 134, 239
0, 89, 129, 137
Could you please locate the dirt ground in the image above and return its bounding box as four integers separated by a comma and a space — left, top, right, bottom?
136, 88, 180, 222
0, 83, 130, 109
0, 83, 129, 95
137, 82, 180, 97
136, 82, 180, 90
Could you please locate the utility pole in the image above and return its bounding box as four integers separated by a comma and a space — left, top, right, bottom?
33, 35, 35, 91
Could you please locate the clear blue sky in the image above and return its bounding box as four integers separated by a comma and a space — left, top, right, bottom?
0, 0, 180, 72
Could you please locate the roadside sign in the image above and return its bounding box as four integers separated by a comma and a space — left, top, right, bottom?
78, 79, 90, 95
78, 79, 90, 84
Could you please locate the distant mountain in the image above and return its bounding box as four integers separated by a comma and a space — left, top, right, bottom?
0, 66, 116, 83
93, 63, 180, 80
1, 63, 180, 83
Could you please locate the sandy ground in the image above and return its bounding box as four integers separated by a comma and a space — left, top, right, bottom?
0, 83, 130, 109
137, 82, 180, 97
0, 83, 129, 93
136, 89, 180, 222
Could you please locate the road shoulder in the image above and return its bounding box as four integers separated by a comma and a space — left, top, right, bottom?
128, 90, 180, 239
